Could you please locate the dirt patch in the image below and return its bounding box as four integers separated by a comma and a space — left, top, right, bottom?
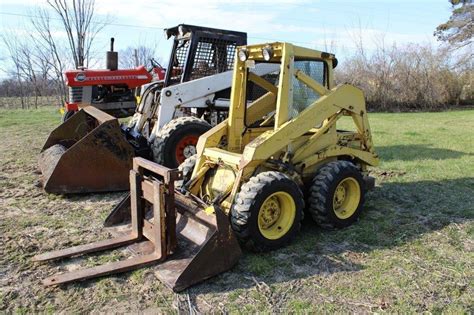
371, 169, 407, 179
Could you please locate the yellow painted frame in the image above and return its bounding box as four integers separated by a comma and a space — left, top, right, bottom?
187, 42, 379, 210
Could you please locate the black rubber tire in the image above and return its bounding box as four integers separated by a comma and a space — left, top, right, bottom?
176, 154, 197, 190
61, 110, 76, 122
151, 117, 211, 168
307, 160, 366, 229
230, 171, 304, 252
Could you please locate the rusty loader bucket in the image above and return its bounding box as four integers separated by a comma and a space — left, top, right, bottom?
33, 157, 242, 291
38, 106, 135, 193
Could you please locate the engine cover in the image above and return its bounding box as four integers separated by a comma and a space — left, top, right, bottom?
65, 66, 153, 89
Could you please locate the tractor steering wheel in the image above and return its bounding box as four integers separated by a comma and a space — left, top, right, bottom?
148, 58, 162, 73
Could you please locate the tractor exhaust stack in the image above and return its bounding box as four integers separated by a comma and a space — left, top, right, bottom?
106, 37, 118, 71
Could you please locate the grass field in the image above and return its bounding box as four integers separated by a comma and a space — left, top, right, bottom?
0, 107, 473, 313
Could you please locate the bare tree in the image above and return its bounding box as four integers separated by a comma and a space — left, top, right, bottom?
337, 41, 473, 111
1, 34, 27, 108
30, 8, 69, 102
1, 30, 59, 108
335, 24, 473, 111
45, 0, 108, 68
119, 45, 159, 69
28, 0, 109, 102
0, 31, 56, 108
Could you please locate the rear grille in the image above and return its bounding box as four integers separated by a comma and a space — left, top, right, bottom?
69, 87, 83, 103
189, 39, 238, 81
168, 37, 240, 85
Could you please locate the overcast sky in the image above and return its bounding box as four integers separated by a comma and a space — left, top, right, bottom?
0, 0, 453, 77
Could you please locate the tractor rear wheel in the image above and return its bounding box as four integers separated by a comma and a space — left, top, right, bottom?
307, 161, 366, 229
151, 117, 211, 168
231, 171, 304, 252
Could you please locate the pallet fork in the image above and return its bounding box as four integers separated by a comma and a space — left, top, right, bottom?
33, 157, 241, 291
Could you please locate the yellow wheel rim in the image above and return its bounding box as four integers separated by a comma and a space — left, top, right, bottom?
333, 177, 361, 219
258, 191, 296, 240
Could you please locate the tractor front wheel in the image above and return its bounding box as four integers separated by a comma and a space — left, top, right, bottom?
151, 117, 211, 168
231, 171, 304, 252
307, 160, 366, 229
61, 110, 76, 122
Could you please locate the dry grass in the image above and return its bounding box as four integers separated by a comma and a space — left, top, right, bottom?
0, 96, 60, 109
0, 106, 473, 313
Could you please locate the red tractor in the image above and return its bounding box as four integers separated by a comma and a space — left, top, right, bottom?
62, 38, 165, 121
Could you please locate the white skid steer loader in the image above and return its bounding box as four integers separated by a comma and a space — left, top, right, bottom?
38, 24, 277, 194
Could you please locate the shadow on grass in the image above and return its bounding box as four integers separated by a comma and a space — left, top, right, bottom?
189, 176, 474, 294
378, 144, 472, 161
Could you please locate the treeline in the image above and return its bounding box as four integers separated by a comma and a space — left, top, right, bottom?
0, 1, 471, 111
0, 0, 108, 109
336, 43, 473, 111
0, 79, 57, 97
0, 78, 59, 109
2, 41, 472, 111
0, 0, 160, 109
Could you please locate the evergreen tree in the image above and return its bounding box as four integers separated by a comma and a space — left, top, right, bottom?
435, 0, 473, 48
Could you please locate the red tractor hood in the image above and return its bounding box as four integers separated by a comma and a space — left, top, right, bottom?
65, 66, 153, 88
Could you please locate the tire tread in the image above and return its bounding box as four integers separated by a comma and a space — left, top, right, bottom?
308, 160, 365, 230
230, 171, 304, 252
151, 116, 211, 166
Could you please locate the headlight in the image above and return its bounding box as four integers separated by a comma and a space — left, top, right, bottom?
238, 49, 248, 62
262, 45, 273, 61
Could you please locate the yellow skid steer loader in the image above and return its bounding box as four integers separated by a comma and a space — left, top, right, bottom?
34, 42, 379, 291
